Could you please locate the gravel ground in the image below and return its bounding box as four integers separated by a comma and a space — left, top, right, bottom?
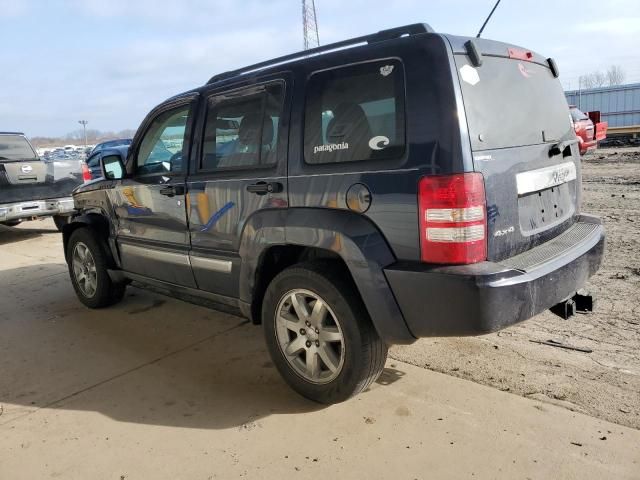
391, 146, 640, 430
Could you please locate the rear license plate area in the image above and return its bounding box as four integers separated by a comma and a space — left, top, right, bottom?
518, 183, 573, 234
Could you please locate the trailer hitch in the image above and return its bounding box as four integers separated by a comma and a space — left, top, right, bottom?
550, 290, 594, 320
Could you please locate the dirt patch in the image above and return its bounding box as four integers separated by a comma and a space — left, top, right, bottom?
391, 146, 640, 430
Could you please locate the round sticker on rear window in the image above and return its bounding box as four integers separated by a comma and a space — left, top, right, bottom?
368, 136, 390, 151
460, 64, 480, 86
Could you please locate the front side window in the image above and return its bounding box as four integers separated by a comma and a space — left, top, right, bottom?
201, 83, 284, 170
304, 60, 405, 164
136, 104, 191, 175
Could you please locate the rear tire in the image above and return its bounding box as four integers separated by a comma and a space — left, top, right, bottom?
262, 262, 387, 404
53, 214, 70, 232
66, 228, 126, 308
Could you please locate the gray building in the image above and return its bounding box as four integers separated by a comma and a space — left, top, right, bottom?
565, 83, 640, 129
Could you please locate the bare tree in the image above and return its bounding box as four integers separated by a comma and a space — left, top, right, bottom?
580, 72, 606, 89
579, 66, 626, 89
606, 65, 625, 86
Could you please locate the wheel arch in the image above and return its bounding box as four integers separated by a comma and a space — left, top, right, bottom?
62, 209, 119, 267
239, 208, 415, 345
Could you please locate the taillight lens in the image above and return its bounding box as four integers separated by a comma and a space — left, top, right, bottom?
418, 173, 487, 264
81, 162, 91, 182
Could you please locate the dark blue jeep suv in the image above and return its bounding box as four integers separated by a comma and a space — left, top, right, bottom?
62, 24, 605, 403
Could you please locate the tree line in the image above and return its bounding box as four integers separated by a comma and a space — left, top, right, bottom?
31, 128, 137, 148
578, 65, 625, 89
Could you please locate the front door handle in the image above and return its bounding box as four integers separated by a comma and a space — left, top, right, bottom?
247, 181, 283, 195
159, 185, 185, 197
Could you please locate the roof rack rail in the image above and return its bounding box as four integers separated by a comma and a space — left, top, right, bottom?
206, 23, 434, 85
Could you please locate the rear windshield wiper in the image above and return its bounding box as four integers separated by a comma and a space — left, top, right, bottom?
549, 138, 578, 157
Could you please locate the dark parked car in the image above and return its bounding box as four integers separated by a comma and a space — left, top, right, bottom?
62, 24, 605, 404
84, 145, 129, 180
88, 138, 132, 156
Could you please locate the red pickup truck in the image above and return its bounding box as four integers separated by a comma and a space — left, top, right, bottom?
570, 106, 608, 155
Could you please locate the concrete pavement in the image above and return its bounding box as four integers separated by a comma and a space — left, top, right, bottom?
1, 220, 639, 479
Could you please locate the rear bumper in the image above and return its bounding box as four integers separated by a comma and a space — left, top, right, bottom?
384, 215, 605, 337
0, 197, 74, 223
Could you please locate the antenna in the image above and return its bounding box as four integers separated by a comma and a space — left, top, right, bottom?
302, 0, 320, 50
476, 0, 502, 38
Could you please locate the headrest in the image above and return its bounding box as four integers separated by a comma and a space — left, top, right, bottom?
326, 103, 371, 143
238, 113, 274, 145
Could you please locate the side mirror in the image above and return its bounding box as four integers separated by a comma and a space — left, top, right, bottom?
101, 154, 125, 180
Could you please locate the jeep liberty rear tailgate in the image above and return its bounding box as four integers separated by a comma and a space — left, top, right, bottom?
446, 36, 579, 262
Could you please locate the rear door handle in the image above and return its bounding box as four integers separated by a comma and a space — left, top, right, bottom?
247, 181, 283, 195
159, 185, 185, 197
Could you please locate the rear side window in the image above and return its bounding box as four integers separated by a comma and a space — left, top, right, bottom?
201, 83, 284, 170
304, 59, 405, 164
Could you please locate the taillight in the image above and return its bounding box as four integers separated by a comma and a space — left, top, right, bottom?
81, 162, 91, 182
418, 173, 487, 264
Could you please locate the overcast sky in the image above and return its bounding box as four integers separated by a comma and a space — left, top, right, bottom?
1, 0, 638, 137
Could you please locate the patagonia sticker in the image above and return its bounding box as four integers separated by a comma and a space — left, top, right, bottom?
314, 142, 349, 154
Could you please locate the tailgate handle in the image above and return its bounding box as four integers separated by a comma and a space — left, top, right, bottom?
549, 139, 578, 157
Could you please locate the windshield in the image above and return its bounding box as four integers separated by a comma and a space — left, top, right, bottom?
455, 56, 573, 151
0, 134, 38, 161
570, 107, 589, 122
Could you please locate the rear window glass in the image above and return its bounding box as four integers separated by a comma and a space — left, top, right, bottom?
0, 135, 38, 161
304, 59, 405, 164
455, 56, 573, 151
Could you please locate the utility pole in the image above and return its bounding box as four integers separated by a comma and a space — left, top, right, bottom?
302, 0, 320, 50
578, 77, 582, 110
78, 120, 88, 148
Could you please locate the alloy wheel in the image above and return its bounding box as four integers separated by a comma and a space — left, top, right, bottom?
72, 241, 98, 298
275, 289, 345, 384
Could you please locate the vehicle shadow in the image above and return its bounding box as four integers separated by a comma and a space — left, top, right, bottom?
0, 222, 59, 245
0, 264, 402, 430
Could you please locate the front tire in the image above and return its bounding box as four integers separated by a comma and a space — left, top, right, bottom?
66, 228, 126, 308
262, 262, 387, 404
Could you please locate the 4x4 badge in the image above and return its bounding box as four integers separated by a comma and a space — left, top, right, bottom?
380, 65, 394, 77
